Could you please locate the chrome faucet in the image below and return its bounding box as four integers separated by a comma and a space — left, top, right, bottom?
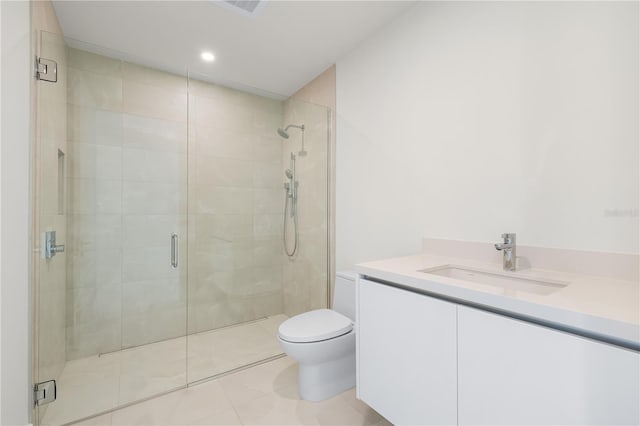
494, 233, 516, 271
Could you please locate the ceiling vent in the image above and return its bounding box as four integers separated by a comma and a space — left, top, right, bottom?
212, 0, 268, 17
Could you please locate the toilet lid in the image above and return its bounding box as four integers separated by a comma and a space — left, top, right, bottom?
278, 309, 353, 343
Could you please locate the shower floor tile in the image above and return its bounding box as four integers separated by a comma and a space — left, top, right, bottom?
119, 337, 187, 405
40, 352, 121, 425
187, 314, 287, 383
72, 355, 389, 426
42, 315, 287, 426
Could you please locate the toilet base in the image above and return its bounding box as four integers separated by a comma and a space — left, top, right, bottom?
298, 352, 356, 401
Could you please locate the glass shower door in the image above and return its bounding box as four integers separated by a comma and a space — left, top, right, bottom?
34, 32, 189, 425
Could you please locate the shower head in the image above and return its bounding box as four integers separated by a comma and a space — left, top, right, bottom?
277, 124, 304, 139
277, 127, 290, 139
285, 169, 293, 179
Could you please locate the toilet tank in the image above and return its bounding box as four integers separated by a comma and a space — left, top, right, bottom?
333, 271, 358, 321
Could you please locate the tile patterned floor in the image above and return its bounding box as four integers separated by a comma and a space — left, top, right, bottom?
42, 315, 288, 426
72, 356, 392, 426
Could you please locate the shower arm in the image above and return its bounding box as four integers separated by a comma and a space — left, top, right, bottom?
277, 124, 306, 155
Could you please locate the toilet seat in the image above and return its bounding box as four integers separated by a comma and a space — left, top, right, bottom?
278, 309, 353, 343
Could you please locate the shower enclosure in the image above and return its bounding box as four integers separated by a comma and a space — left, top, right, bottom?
33, 31, 331, 425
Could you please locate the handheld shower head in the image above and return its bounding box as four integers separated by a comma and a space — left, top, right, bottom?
285, 169, 293, 179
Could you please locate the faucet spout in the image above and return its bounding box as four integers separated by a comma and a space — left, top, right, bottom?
495, 233, 516, 271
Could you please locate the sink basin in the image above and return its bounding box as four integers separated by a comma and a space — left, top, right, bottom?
419, 265, 568, 296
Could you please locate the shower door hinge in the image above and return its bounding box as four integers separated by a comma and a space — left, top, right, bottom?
34, 380, 56, 406
35, 56, 58, 83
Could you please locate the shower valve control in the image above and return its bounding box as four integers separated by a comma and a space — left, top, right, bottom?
42, 230, 65, 260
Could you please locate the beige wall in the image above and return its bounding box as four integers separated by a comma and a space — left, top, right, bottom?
292, 65, 336, 112
32, 0, 63, 36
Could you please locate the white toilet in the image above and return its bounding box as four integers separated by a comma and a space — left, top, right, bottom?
278, 271, 357, 401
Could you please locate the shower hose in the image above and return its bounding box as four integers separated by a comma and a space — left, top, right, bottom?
283, 190, 298, 257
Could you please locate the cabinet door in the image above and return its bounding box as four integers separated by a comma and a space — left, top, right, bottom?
458, 305, 640, 425
358, 279, 457, 425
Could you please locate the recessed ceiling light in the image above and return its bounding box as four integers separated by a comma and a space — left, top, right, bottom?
201, 51, 215, 62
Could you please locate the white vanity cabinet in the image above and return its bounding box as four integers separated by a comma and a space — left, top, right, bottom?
457, 306, 640, 426
357, 278, 458, 425
357, 277, 640, 426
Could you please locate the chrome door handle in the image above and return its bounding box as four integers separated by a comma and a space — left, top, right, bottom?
171, 233, 178, 268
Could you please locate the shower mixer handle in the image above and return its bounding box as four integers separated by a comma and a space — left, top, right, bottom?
42, 230, 65, 260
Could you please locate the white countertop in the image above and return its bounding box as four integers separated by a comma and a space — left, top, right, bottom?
356, 253, 640, 349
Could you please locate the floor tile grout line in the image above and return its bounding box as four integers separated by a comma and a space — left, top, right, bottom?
218, 376, 247, 426
217, 356, 297, 425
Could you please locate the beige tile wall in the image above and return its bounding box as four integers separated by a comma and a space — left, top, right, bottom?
186, 79, 285, 335
291, 65, 336, 112
66, 48, 189, 359
282, 65, 335, 315
281, 99, 330, 317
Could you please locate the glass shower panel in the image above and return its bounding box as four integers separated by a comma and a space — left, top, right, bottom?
35, 31, 69, 426
186, 73, 331, 383
34, 32, 189, 425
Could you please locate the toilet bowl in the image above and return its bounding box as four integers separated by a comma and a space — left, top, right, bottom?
277, 271, 357, 401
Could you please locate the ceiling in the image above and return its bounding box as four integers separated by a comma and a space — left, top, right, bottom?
52, 0, 416, 99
